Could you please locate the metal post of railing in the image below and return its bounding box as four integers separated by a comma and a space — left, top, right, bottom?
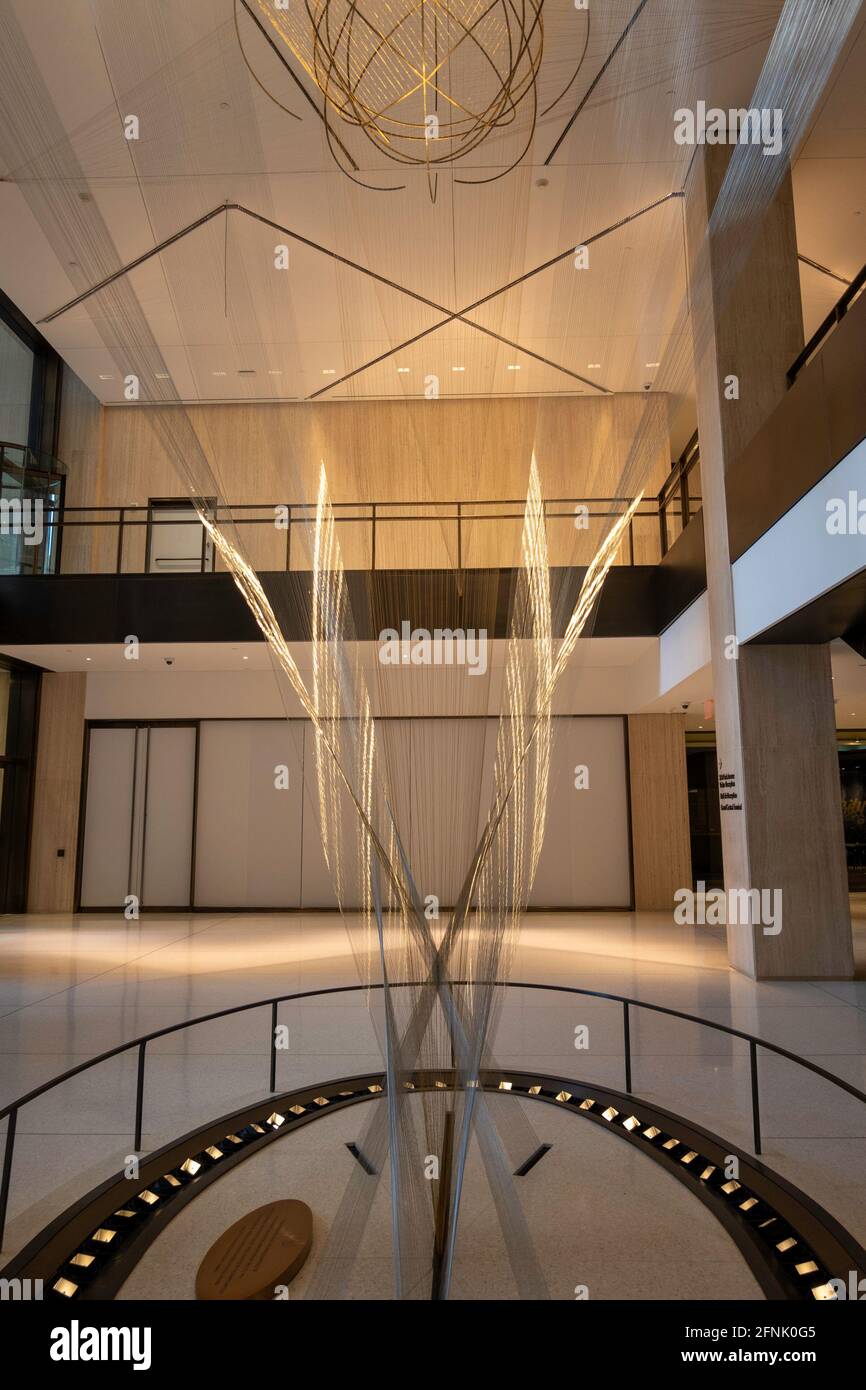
270, 1000, 278, 1093
628, 517, 635, 565
658, 492, 668, 559
371, 502, 377, 571
285, 505, 291, 572
457, 501, 462, 570
0, 1107, 17, 1252
622, 1001, 632, 1093
680, 463, 691, 529
144, 502, 153, 575
54, 506, 64, 577
749, 1040, 762, 1155
116, 507, 125, 573
134, 1041, 147, 1151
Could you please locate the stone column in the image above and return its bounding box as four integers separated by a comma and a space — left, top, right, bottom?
684, 143, 852, 978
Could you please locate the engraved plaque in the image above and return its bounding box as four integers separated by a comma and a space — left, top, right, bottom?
196, 1199, 312, 1300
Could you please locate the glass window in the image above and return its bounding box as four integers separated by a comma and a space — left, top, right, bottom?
0, 317, 35, 446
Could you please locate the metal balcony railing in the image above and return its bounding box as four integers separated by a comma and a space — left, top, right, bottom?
787, 260, 866, 387
1, 979, 864, 1252
16, 491, 703, 576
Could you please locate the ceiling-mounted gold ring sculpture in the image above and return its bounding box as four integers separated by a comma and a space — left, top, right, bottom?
246, 0, 588, 197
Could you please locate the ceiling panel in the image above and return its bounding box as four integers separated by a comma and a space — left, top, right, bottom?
0, 0, 861, 443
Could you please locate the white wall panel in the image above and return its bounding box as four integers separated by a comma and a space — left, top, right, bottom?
733, 438, 866, 642
79, 727, 136, 908
408, 718, 487, 909
194, 721, 304, 908
142, 726, 196, 907
530, 717, 632, 908
475, 716, 632, 909
299, 721, 415, 909
80, 716, 633, 911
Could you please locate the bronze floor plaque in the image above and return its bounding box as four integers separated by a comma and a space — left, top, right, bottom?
196, 1199, 313, 1300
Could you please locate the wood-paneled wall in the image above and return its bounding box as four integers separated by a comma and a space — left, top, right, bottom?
627, 713, 692, 910
27, 673, 87, 913
64, 393, 670, 571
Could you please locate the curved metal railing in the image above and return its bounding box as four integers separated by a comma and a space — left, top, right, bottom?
2, 979, 865, 1248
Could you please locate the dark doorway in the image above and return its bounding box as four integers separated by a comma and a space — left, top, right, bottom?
688, 734, 865, 892
686, 746, 723, 889
840, 744, 866, 891
0, 660, 39, 912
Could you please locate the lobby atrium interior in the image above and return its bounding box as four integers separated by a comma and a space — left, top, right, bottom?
0, 0, 865, 1354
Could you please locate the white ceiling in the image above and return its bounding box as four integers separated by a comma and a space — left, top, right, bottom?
0, 0, 864, 449
0, 635, 655, 673
5, 635, 865, 731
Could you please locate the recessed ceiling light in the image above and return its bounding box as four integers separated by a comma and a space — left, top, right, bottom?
267, 369, 282, 375
98, 374, 114, 380
396, 367, 410, 373
212, 370, 227, 377
588, 363, 601, 369
155, 373, 169, 380
507, 364, 521, 371
322, 368, 337, 375
242, 655, 249, 661
85, 657, 92, 662
646, 361, 660, 368
452, 365, 465, 372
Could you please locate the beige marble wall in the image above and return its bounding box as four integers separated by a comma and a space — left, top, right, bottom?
27, 673, 87, 913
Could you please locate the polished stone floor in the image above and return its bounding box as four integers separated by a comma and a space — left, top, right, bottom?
1, 903, 865, 1274
118, 1095, 764, 1302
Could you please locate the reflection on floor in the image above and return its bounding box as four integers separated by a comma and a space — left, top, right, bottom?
117, 1096, 764, 1302
1, 903, 865, 1270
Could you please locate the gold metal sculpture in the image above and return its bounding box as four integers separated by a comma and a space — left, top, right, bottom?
250, 0, 548, 196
